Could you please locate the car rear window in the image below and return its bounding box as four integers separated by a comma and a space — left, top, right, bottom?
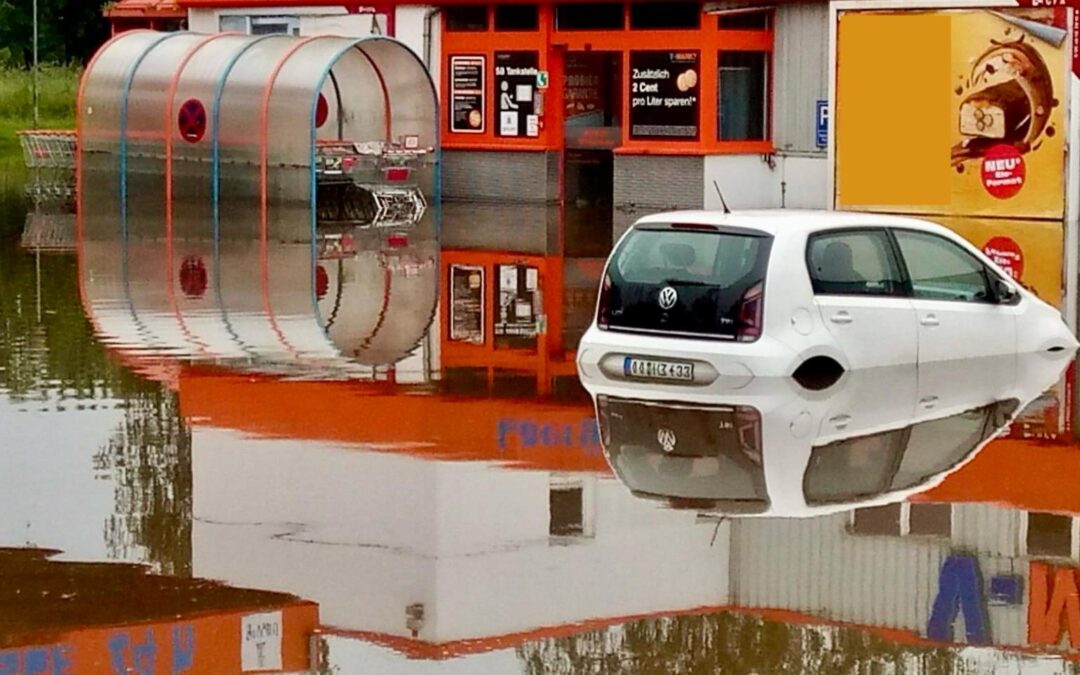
599, 397, 769, 511
603, 225, 771, 339
615, 227, 767, 287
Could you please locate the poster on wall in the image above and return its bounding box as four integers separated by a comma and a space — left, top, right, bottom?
495, 264, 541, 348
450, 55, 486, 134
930, 215, 1063, 308
836, 9, 1067, 219
450, 265, 484, 343
629, 51, 700, 139
566, 54, 606, 127
495, 52, 540, 138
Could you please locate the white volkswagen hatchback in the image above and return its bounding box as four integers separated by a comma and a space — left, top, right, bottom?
577, 210, 1077, 387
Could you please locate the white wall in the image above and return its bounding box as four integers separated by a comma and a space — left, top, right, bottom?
0, 394, 129, 562
395, 6, 441, 97
301, 13, 378, 37
320, 637, 522, 674
188, 6, 381, 37
192, 427, 730, 645
703, 154, 829, 211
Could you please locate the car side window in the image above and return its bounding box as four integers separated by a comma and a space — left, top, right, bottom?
893, 230, 993, 303
806, 230, 904, 296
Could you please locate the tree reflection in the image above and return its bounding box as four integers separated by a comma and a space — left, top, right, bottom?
0, 243, 144, 399
516, 613, 1080, 674
0, 243, 192, 576
94, 389, 192, 577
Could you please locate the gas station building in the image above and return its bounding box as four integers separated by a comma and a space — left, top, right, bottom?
104, 0, 1080, 329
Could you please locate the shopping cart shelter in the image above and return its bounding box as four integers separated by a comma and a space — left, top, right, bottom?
77, 30, 439, 243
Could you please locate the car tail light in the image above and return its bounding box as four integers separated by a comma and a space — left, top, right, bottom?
736, 282, 764, 342
597, 273, 612, 329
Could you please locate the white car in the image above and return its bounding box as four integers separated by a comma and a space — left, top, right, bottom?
592, 351, 1072, 518
577, 210, 1077, 388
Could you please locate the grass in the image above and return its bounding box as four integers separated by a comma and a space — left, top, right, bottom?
0, 64, 80, 125
0, 64, 80, 237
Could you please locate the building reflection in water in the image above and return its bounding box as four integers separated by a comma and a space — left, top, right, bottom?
4, 196, 1080, 672
0, 548, 317, 672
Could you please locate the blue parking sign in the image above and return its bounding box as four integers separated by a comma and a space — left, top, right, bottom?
816, 100, 829, 148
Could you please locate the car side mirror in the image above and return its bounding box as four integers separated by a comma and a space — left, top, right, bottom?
994, 278, 1019, 305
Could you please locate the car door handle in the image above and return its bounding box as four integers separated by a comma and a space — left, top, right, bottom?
828, 414, 852, 430
920, 314, 940, 327
830, 311, 853, 325
919, 396, 939, 410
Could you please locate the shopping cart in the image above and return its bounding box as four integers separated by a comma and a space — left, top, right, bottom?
17, 130, 77, 210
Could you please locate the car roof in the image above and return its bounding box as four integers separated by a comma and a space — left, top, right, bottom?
632, 209, 953, 237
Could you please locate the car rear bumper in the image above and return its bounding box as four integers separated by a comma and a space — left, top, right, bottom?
576, 325, 802, 394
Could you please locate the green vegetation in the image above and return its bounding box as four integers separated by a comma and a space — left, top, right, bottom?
0, 64, 80, 237
0, 241, 192, 575
0, 2, 109, 67
0, 63, 80, 124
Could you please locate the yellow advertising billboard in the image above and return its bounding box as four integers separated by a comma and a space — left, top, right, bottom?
930, 216, 1063, 308
836, 9, 1068, 220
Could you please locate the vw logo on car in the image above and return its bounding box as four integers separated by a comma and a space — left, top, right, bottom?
658, 286, 678, 310
657, 427, 677, 453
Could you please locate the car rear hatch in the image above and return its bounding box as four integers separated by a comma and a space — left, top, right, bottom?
597, 396, 768, 513
598, 224, 772, 341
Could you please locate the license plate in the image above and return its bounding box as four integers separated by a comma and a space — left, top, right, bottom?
623, 357, 694, 382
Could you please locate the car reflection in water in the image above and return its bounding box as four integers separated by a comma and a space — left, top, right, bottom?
590, 352, 1073, 518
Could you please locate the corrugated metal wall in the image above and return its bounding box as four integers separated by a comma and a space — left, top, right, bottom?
730, 504, 1037, 648
772, 1, 829, 155
951, 504, 1026, 559
732, 514, 949, 632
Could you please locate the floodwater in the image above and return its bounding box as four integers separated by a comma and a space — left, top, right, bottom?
4, 198, 1080, 675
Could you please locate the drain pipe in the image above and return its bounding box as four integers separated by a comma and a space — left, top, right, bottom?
423, 7, 441, 70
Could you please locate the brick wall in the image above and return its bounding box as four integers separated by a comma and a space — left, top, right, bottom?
613, 155, 704, 212
442, 150, 559, 203
613, 154, 705, 241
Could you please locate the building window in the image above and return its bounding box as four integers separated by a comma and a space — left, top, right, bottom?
550, 485, 584, 537
630, 2, 700, 30
220, 15, 300, 35
717, 10, 771, 30
851, 503, 953, 538
851, 504, 902, 536
718, 51, 768, 141
445, 5, 488, 32
219, 15, 248, 32
909, 503, 952, 537
556, 3, 624, 31
1027, 512, 1073, 558
252, 16, 300, 36
495, 4, 539, 31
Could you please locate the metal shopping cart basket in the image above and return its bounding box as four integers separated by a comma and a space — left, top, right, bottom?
18, 130, 77, 210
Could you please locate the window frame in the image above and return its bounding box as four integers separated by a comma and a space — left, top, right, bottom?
717, 48, 771, 143
444, 4, 490, 32
494, 4, 540, 32
889, 227, 1010, 306
249, 15, 301, 36
804, 227, 910, 299
555, 2, 626, 31
630, 1, 702, 31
